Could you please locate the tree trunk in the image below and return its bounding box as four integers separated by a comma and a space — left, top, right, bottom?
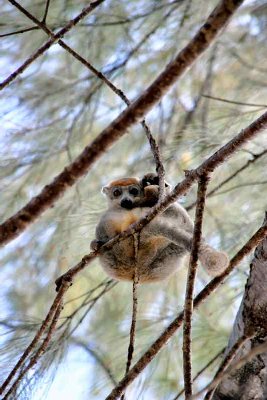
213, 215, 267, 399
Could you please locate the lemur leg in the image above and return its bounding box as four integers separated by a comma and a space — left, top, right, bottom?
144, 222, 192, 251
145, 222, 228, 277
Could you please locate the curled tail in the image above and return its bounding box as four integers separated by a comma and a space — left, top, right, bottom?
198, 243, 229, 277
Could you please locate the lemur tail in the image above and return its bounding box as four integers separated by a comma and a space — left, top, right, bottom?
198, 243, 229, 277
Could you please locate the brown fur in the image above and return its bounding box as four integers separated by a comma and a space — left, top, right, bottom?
92, 174, 229, 282
107, 178, 139, 187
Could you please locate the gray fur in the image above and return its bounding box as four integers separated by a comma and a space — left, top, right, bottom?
91, 178, 229, 283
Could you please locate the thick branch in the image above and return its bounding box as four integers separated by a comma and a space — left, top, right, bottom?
8, 0, 166, 205
54, 108, 267, 288
0, 0, 244, 247
1, 191, 266, 399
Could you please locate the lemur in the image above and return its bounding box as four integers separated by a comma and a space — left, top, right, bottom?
90, 174, 228, 282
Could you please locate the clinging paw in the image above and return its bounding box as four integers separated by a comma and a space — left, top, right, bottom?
90, 239, 107, 251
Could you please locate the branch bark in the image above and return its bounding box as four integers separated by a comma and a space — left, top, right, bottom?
212, 215, 267, 400
104, 217, 267, 400
0, 0, 244, 247
183, 174, 210, 398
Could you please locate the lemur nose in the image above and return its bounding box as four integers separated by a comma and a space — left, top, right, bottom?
121, 199, 133, 209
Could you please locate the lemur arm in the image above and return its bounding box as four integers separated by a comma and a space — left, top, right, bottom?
90, 216, 111, 251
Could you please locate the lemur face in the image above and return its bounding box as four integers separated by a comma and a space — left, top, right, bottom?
102, 178, 142, 209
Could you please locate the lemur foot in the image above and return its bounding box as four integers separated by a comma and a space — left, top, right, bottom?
199, 245, 229, 277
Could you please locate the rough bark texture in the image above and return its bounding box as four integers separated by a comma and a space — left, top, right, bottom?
213, 218, 267, 400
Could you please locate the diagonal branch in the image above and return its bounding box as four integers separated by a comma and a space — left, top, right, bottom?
7, 0, 165, 198
54, 108, 267, 290
183, 174, 210, 398
0, 280, 70, 397
203, 334, 252, 400
173, 348, 225, 400
0, 0, 244, 247
186, 148, 267, 211
104, 217, 267, 400
3, 300, 63, 400
192, 340, 267, 399
0, 0, 106, 91
1, 179, 266, 399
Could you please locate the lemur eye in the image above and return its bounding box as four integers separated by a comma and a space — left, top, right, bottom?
113, 188, 122, 197
129, 187, 139, 196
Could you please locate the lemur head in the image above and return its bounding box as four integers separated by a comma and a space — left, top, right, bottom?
102, 178, 143, 210
102, 174, 172, 210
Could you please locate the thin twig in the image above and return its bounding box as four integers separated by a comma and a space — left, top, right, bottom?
0, 0, 105, 91
202, 94, 267, 108
0, 0, 245, 247
173, 348, 225, 400
121, 234, 140, 400
193, 340, 267, 399
177, 44, 218, 136
183, 174, 210, 398
42, 0, 50, 23
104, 218, 267, 400
186, 148, 267, 211
7, 0, 166, 200
0, 281, 70, 396
3, 299, 63, 400
72, 339, 117, 386
204, 335, 251, 400
66, 281, 117, 337
0, 26, 38, 37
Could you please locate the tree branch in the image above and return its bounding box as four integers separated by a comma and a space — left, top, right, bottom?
192, 340, 267, 399
202, 94, 267, 108
1, 183, 266, 399
173, 348, 225, 400
186, 148, 267, 211
183, 174, 210, 398
104, 217, 267, 400
0, 280, 70, 397
0, 0, 106, 91
0, 0, 244, 247
204, 334, 251, 399
212, 213, 267, 399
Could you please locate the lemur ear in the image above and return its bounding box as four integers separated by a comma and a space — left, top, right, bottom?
102, 186, 109, 195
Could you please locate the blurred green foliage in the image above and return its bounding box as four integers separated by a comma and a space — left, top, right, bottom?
0, 0, 267, 398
